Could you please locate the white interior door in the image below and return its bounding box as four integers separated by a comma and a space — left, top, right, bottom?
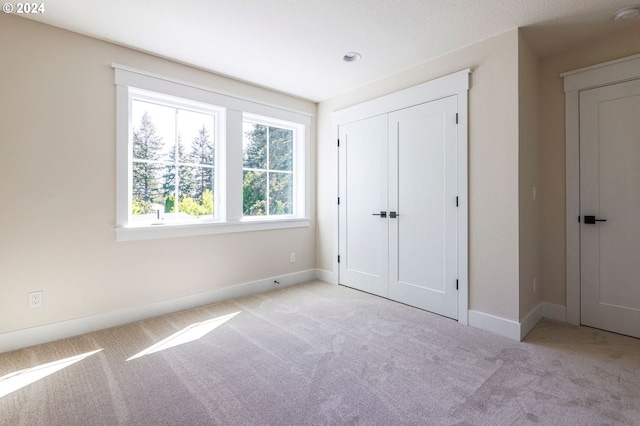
580, 78, 640, 339
388, 96, 458, 319
338, 114, 389, 297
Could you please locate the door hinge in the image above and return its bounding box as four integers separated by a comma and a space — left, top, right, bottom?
456, 196, 459, 207
337, 139, 340, 147
338, 197, 340, 205
337, 255, 341, 263
456, 279, 459, 290
456, 113, 459, 124
578, 216, 581, 223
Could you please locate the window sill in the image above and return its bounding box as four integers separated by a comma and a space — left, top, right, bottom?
116, 217, 310, 241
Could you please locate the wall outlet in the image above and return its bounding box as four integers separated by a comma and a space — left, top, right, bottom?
532, 186, 537, 201
533, 278, 537, 293
290, 253, 296, 263
29, 291, 43, 308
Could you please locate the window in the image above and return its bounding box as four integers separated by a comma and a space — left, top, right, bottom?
114, 65, 310, 241
130, 91, 221, 225
243, 118, 298, 217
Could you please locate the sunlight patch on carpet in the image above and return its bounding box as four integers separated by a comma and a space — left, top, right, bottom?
127, 311, 241, 361
0, 349, 103, 398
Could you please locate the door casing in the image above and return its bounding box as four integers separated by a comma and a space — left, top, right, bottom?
562, 53, 640, 325
332, 69, 471, 325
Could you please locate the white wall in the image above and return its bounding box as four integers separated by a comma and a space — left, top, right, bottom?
0, 15, 317, 336
518, 31, 542, 319
317, 30, 521, 322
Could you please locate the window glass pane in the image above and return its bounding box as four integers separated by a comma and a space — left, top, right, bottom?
189, 165, 214, 203
161, 162, 177, 207
164, 166, 214, 219
269, 172, 293, 215
165, 166, 215, 216
131, 100, 175, 162
243, 123, 267, 169
132, 162, 164, 217
269, 127, 293, 171
243, 170, 267, 216
178, 109, 214, 166
161, 146, 194, 202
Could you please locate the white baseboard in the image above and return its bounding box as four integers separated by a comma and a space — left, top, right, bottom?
542, 302, 567, 322
520, 303, 544, 340
470, 302, 569, 342
0, 269, 318, 354
316, 269, 337, 284
468, 310, 520, 341
469, 302, 567, 341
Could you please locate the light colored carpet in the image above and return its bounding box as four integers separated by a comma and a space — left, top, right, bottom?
1, 281, 639, 425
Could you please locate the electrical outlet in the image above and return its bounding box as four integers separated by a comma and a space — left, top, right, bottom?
29, 291, 43, 308
533, 278, 537, 293
290, 253, 296, 263
532, 186, 537, 201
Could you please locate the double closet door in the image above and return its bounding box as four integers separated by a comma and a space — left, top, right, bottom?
338, 95, 459, 320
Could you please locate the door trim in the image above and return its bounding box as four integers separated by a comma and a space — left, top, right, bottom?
333, 68, 470, 325
562, 53, 640, 325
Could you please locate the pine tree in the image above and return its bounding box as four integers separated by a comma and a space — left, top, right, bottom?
243, 171, 266, 215
162, 139, 194, 208
269, 173, 293, 215
267, 127, 293, 215
242, 124, 293, 215
268, 128, 293, 171
190, 125, 214, 200
132, 112, 164, 204
242, 124, 267, 214
243, 124, 267, 169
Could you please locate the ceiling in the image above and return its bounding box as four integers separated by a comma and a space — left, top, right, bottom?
20, 0, 640, 102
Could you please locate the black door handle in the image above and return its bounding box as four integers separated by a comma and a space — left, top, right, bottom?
389, 212, 398, 219
584, 215, 607, 224
372, 211, 387, 218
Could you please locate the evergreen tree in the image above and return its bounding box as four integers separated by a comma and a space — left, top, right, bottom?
269, 173, 293, 215
267, 127, 293, 215
243, 124, 293, 215
243, 124, 267, 169
243, 171, 266, 215
190, 125, 214, 200
268, 128, 293, 171
132, 112, 164, 205
162, 139, 194, 209
243, 124, 267, 215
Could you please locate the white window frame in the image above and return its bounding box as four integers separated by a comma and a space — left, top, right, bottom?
242, 113, 305, 220
114, 64, 311, 241
129, 88, 224, 226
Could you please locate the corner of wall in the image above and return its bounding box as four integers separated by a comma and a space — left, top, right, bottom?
537, 24, 640, 315
517, 29, 543, 321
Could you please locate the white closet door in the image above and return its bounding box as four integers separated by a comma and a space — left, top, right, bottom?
338, 114, 389, 297
580, 79, 640, 338
388, 96, 458, 319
